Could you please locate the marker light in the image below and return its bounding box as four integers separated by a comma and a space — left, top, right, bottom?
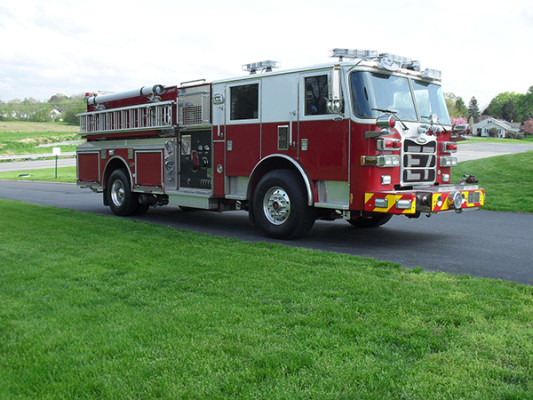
441, 142, 458, 153
377, 138, 402, 151
376, 115, 396, 129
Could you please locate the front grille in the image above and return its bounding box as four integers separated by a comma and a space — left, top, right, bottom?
402, 139, 437, 184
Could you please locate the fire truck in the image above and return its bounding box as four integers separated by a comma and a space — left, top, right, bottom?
76, 49, 484, 239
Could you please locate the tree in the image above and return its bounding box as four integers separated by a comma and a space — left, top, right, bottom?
486, 88, 533, 122
468, 97, 480, 123
60, 94, 86, 125
455, 97, 468, 116
28, 105, 53, 122
444, 92, 468, 119
501, 99, 518, 122
516, 86, 533, 121
451, 116, 467, 126
48, 93, 68, 105
522, 118, 533, 136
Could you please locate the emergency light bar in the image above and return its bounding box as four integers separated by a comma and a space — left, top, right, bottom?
330, 48, 439, 76
242, 60, 279, 74
330, 48, 378, 60
421, 68, 442, 80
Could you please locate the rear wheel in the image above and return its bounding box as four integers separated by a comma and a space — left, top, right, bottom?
253, 170, 315, 239
348, 213, 392, 228
106, 169, 140, 216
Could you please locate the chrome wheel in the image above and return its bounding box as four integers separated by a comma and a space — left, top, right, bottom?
263, 186, 291, 225
253, 170, 315, 239
110, 179, 126, 207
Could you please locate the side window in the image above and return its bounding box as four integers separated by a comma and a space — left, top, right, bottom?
304, 75, 328, 115
230, 84, 259, 120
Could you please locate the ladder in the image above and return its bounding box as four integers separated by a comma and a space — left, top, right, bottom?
79, 101, 175, 135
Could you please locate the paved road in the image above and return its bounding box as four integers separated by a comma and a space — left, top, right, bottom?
0, 158, 76, 172
457, 141, 533, 161
1, 180, 532, 286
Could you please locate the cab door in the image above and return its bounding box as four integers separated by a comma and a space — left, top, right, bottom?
297, 71, 350, 181
224, 80, 261, 177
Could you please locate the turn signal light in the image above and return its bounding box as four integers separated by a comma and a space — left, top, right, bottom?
441, 142, 458, 153
377, 138, 402, 151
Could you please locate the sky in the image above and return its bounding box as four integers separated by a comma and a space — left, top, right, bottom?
1, 0, 532, 109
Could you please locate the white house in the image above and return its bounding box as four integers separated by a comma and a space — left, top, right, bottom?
49, 109, 62, 121
473, 118, 515, 138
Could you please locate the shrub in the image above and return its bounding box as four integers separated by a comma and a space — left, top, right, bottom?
488, 127, 500, 138
505, 130, 525, 140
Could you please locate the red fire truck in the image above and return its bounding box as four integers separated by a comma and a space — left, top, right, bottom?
76, 49, 484, 239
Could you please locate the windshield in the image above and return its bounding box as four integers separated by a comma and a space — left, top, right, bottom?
350, 71, 451, 125
411, 80, 451, 125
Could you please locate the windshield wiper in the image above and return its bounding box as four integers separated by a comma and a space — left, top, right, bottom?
421, 114, 448, 135
372, 108, 409, 130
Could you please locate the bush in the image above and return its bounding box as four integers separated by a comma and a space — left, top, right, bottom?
488, 127, 500, 138
505, 130, 525, 140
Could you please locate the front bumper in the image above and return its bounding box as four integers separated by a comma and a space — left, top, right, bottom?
364, 185, 484, 214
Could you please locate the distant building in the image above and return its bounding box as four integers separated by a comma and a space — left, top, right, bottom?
473, 118, 519, 138
49, 109, 62, 121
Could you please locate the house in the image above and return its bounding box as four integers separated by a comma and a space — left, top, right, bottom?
473, 118, 519, 138
49, 109, 62, 121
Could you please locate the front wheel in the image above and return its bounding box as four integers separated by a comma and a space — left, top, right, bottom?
106, 169, 140, 216
252, 170, 315, 239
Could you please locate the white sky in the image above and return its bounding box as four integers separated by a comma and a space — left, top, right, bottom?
1, 0, 532, 109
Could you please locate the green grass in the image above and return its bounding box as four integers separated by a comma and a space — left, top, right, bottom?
0, 121, 80, 155
0, 166, 76, 183
0, 199, 532, 399
452, 151, 533, 213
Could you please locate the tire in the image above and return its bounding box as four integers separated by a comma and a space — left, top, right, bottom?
252, 170, 315, 239
106, 169, 139, 216
348, 213, 392, 228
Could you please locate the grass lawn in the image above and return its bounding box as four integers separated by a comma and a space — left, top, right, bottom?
0, 199, 532, 399
0, 121, 80, 155
0, 166, 76, 183
452, 151, 533, 213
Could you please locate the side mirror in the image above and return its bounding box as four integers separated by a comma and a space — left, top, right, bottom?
327, 65, 343, 114
451, 124, 470, 141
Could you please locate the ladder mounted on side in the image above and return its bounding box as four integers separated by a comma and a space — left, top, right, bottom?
79, 100, 175, 135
